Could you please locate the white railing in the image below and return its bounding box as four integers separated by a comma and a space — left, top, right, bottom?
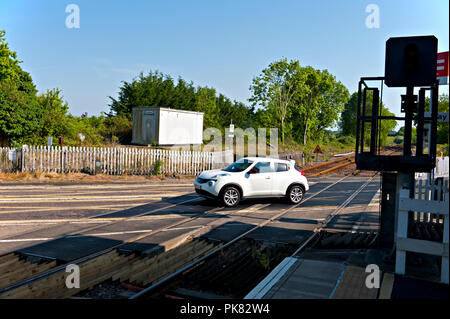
4, 145, 215, 176
396, 177, 449, 284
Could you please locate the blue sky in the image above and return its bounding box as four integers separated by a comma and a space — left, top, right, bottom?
0, 0, 449, 124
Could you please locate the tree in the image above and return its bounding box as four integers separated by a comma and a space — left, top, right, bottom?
109, 70, 254, 133
424, 94, 449, 145
250, 59, 349, 145
195, 86, 219, 128
291, 67, 349, 145
0, 30, 43, 146
36, 89, 69, 142
339, 91, 396, 147
314, 70, 349, 133
249, 58, 303, 143
216, 94, 255, 131
340, 93, 359, 136
108, 71, 177, 119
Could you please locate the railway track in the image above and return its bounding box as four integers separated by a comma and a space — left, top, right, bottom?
0, 174, 375, 299
128, 174, 378, 300
304, 148, 400, 177
302, 154, 355, 177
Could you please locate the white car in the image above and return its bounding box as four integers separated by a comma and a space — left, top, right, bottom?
194, 157, 309, 207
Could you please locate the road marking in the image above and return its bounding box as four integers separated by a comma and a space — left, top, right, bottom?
0, 237, 54, 243
214, 203, 272, 215
0, 191, 185, 198
160, 225, 205, 232
378, 273, 394, 299
0, 225, 208, 243
0, 213, 191, 225
0, 187, 189, 199
0, 194, 188, 203
0, 229, 152, 243
0, 183, 193, 191
68, 229, 154, 237
0, 204, 143, 214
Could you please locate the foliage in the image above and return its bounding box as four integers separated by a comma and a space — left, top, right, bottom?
36, 89, 69, 143
424, 94, 449, 146
102, 115, 132, 145
339, 91, 396, 147
249, 58, 304, 142
251, 247, 270, 270
153, 159, 163, 175
0, 30, 43, 146
250, 58, 349, 144
108, 71, 254, 131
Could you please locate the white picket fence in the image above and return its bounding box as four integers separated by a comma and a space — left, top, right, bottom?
0, 146, 222, 175
396, 177, 449, 284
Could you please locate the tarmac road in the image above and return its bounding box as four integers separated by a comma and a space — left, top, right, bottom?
0, 175, 381, 260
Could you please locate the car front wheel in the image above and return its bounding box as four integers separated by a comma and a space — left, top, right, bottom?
287, 185, 304, 204
221, 186, 240, 207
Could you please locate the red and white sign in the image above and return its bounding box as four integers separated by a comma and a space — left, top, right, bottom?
437, 51, 449, 85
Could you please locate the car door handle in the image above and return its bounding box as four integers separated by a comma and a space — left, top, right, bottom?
265, 176, 271, 179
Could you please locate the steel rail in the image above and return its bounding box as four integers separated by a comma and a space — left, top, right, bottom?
302, 155, 355, 172
310, 148, 393, 177
310, 160, 355, 177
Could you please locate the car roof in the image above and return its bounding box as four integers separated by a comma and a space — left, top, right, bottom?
241, 157, 292, 164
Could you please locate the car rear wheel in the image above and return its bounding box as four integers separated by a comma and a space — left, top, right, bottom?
287, 185, 304, 204
221, 186, 240, 207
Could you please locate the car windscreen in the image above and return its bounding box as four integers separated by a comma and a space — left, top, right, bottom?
223, 159, 254, 172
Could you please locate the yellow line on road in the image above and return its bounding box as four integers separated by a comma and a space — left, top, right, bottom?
0, 204, 143, 214
0, 192, 188, 200
0, 196, 186, 204
0, 184, 193, 191
0, 190, 190, 198
378, 273, 394, 299
0, 213, 188, 225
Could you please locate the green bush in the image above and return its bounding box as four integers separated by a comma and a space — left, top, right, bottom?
393, 136, 403, 144
336, 135, 355, 146
153, 159, 163, 175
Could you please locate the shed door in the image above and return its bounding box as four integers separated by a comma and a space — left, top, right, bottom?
143, 114, 156, 144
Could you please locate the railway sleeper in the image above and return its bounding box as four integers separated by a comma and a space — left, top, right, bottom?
126, 240, 212, 283
137, 242, 217, 286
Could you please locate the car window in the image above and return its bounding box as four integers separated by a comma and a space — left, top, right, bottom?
275, 163, 289, 172
223, 159, 254, 172
253, 161, 272, 173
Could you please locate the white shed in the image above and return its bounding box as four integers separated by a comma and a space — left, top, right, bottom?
132, 107, 204, 145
